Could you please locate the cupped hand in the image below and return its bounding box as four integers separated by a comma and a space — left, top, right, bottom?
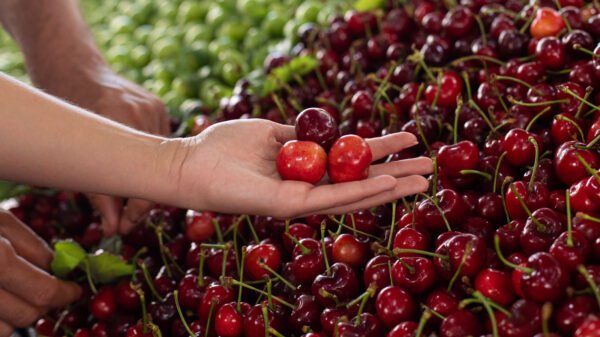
0, 210, 81, 337
36, 66, 170, 236
166, 119, 433, 221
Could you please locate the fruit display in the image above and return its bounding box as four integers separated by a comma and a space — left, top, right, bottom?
4, 0, 600, 336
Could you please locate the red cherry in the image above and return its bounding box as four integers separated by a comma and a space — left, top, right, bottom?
90, 287, 116, 321
197, 284, 234, 323
437, 140, 480, 178
328, 135, 372, 183
215, 302, 244, 337
474, 268, 515, 306
332, 233, 369, 268
503, 129, 541, 166
530, 7, 566, 38
277, 140, 327, 184
392, 257, 436, 294
185, 210, 215, 243
244, 243, 282, 280
115, 280, 140, 312
555, 141, 600, 185
440, 310, 482, 337
534, 37, 566, 69
295, 108, 340, 150
363, 255, 393, 292
424, 71, 463, 108
375, 286, 416, 328
575, 315, 600, 337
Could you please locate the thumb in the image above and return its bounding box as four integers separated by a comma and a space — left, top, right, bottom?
86, 193, 123, 237
119, 198, 155, 235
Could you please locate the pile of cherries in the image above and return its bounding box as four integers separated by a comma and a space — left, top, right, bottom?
10, 0, 600, 336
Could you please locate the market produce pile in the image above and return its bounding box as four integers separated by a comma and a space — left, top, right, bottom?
6, 0, 600, 336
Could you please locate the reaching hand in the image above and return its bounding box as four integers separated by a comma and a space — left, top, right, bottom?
153, 119, 433, 228
0, 210, 81, 337
36, 66, 170, 236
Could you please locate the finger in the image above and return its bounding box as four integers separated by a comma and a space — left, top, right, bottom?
86, 194, 123, 237
0, 210, 52, 270
0, 238, 81, 309
303, 175, 429, 216
274, 175, 397, 218
366, 132, 418, 161
0, 321, 12, 337
270, 122, 296, 143
369, 157, 434, 178
0, 289, 42, 328
119, 198, 154, 235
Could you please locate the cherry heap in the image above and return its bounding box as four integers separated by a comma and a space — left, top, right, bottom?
9, 0, 600, 336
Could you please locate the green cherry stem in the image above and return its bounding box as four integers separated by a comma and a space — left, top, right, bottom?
473, 291, 499, 337
577, 265, 600, 309
230, 279, 294, 309
525, 106, 552, 132
447, 242, 473, 291
575, 87, 593, 119
493, 152, 507, 194
139, 262, 164, 301
494, 235, 534, 274
83, 260, 98, 294
469, 99, 496, 131
560, 85, 600, 111
419, 193, 452, 231
509, 184, 544, 230
198, 249, 206, 287
173, 290, 197, 337
211, 219, 224, 244
460, 169, 493, 180
244, 215, 260, 243
555, 114, 585, 141
237, 247, 246, 312
541, 302, 553, 337
508, 96, 569, 107
415, 310, 431, 337
577, 212, 600, 223
321, 223, 331, 275
393, 247, 448, 260
566, 190, 574, 247
453, 96, 463, 144
493, 74, 536, 92
575, 153, 600, 183
387, 201, 398, 251
262, 304, 270, 337
462, 71, 473, 101
500, 176, 513, 223
450, 55, 505, 67
259, 262, 297, 291
528, 136, 540, 192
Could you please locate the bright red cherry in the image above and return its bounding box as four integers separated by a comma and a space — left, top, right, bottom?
244, 243, 282, 280
530, 7, 566, 38
474, 268, 515, 306
277, 140, 327, 184
424, 71, 463, 108
503, 129, 542, 166
90, 287, 116, 321
437, 140, 479, 178
332, 233, 368, 268
328, 135, 372, 183
375, 286, 416, 328
575, 315, 600, 337
215, 302, 244, 337
185, 210, 215, 243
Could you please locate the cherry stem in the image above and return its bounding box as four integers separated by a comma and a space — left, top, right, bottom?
575, 87, 593, 119
372, 62, 397, 117
448, 242, 472, 291
575, 153, 600, 182
500, 176, 513, 223
577, 212, 600, 223
415, 309, 431, 337
527, 137, 540, 192
387, 201, 398, 251
541, 302, 552, 337
493, 75, 536, 92
198, 249, 206, 287
473, 291, 499, 337
397, 256, 416, 274
83, 260, 98, 295
268, 328, 286, 337
508, 96, 569, 107
587, 133, 600, 149
220, 247, 229, 282
577, 265, 600, 309
525, 106, 552, 132
453, 96, 463, 144
460, 169, 492, 181
419, 193, 452, 231
139, 262, 164, 301
387, 261, 395, 286
519, 7, 536, 33
469, 100, 496, 131
133, 284, 149, 334
286, 232, 311, 255
230, 279, 294, 309
494, 235, 533, 273
352, 288, 375, 325
493, 152, 507, 194
262, 304, 270, 337
566, 190, 574, 247
509, 184, 544, 230
173, 290, 197, 337
200, 243, 226, 249
414, 106, 431, 152
266, 279, 273, 309
555, 115, 585, 141
431, 72, 443, 109
410, 51, 436, 82
321, 223, 331, 275
259, 262, 296, 291
203, 301, 215, 337
244, 215, 260, 243
271, 93, 288, 122
350, 213, 358, 237
211, 219, 224, 244
394, 247, 448, 260
314, 66, 327, 92
237, 247, 246, 312
560, 86, 600, 111
573, 44, 600, 59
328, 216, 381, 241
450, 55, 505, 67
155, 228, 173, 279
473, 14, 487, 45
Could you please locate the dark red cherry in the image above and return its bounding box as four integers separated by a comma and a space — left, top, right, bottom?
312, 262, 359, 307
521, 252, 567, 302
534, 36, 566, 69
439, 310, 482, 337
392, 257, 436, 294
295, 108, 340, 150
556, 296, 596, 335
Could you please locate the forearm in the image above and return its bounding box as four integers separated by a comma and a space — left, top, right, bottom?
0, 73, 179, 203
0, 0, 107, 92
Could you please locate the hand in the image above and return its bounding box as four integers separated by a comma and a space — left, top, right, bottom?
35, 65, 170, 236
0, 210, 81, 337
161, 119, 433, 223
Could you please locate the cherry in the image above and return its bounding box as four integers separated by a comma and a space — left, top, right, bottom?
91, 287, 117, 321
91, 322, 107, 337
332, 233, 369, 268
549, 230, 591, 269
556, 296, 596, 335
345, 210, 378, 234
519, 207, 565, 255
444, 233, 487, 277
575, 315, 600, 337
534, 37, 566, 69
197, 284, 234, 324
530, 7, 565, 38
392, 256, 436, 294
295, 108, 340, 150
328, 135, 372, 183
387, 321, 418, 337
363, 255, 392, 292
74, 329, 91, 337
505, 181, 549, 220
498, 299, 541, 337
570, 178, 599, 212
312, 262, 359, 307
125, 324, 153, 337
320, 307, 349, 334
503, 129, 542, 166
245, 243, 281, 281
439, 310, 482, 337
185, 210, 215, 243
393, 227, 431, 256
177, 274, 204, 310
215, 302, 244, 337
477, 193, 504, 224
425, 288, 460, 320
289, 238, 325, 284
475, 268, 515, 306
154, 267, 176, 297
424, 71, 463, 109
283, 223, 316, 253
498, 30, 528, 59
555, 141, 600, 185
437, 140, 480, 178
520, 252, 567, 302
415, 189, 469, 232
442, 7, 474, 37
243, 304, 285, 337
375, 286, 416, 328
276, 140, 327, 184
115, 280, 140, 312
289, 294, 320, 333
351, 91, 374, 119
149, 294, 177, 331
36, 318, 56, 337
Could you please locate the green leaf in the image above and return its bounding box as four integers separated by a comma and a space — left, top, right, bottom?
261, 75, 279, 96
88, 251, 135, 284
288, 56, 318, 75
354, 0, 384, 11
0, 181, 31, 201
51, 240, 87, 278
